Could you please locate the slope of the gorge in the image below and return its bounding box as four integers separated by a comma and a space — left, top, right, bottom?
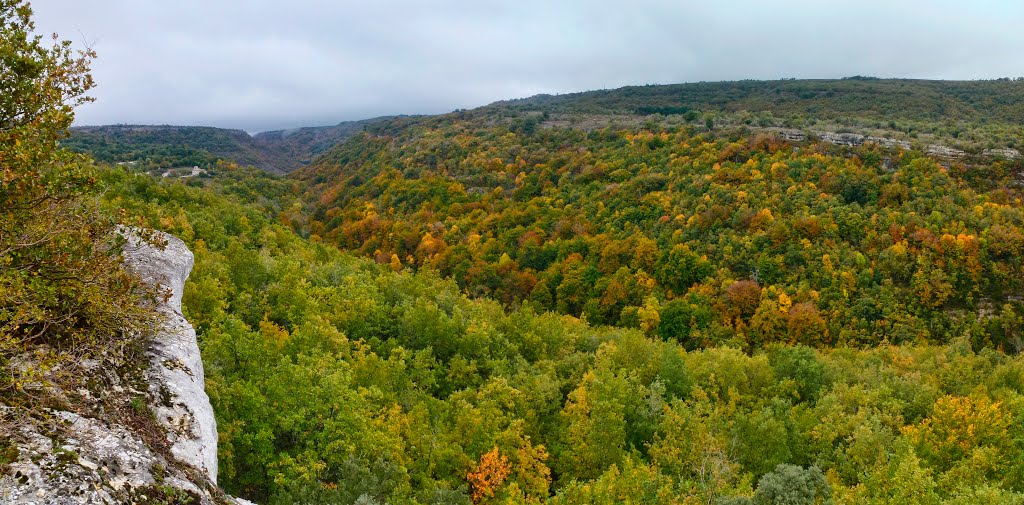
0, 231, 248, 505
494, 78, 1024, 121
98, 157, 1024, 504
294, 108, 1024, 351
66, 125, 296, 175
251, 116, 401, 166
465, 78, 1024, 154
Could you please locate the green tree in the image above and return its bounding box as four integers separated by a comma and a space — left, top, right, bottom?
558, 367, 643, 482
768, 345, 830, 403
753, 464, 832, 505
656, 244, 712, 296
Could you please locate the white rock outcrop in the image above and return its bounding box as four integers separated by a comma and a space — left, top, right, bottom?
124, 231, 219, 483
0, 230, 245, 504
0, 408, 214, 503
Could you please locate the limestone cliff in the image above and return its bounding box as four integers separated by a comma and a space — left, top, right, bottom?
126, 230, 219, 484
0, 231, 249, 504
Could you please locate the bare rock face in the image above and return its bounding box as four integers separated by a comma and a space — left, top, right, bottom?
1, 408, 213, 504
124, 231, 219, 483
0, 230, 243, 504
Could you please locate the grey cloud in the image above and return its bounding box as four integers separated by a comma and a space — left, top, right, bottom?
32, 0, 1024, 132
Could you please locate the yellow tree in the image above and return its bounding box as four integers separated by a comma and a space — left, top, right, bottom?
902, 394, 1013, 488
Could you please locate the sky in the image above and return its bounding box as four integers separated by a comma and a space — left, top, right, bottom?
33, 0, 1024, 133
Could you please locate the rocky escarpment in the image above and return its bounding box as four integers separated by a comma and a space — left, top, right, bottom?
0, 231, 248, 504
126, 231, 219, 484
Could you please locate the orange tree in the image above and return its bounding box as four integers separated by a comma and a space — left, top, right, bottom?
468, 446, 511, 503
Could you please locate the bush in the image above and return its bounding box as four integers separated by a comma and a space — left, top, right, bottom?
0, 0, 153, 403
753, 464, 832, 505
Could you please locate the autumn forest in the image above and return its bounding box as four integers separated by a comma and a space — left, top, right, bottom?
5, 3, 1024, 502
92, 92, 1024, 504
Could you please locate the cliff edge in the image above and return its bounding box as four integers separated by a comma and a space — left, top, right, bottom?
125, 231, 219, 484
0, 230, 247, 504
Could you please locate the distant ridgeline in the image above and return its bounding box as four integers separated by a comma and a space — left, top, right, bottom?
66, 79, 1024, 175
494, 78, 1024, 125
486, 78, 1024, 154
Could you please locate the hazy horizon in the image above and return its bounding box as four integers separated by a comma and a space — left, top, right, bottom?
35, 0, 1024, 132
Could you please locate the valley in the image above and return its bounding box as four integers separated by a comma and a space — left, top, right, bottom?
56, 79, 1024, 503
4, 4, 1024, 501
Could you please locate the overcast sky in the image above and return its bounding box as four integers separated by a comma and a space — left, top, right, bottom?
33, 0, 1024, 133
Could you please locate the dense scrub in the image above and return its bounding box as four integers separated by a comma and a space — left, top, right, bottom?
104, 167, 1024, 504
0, 0, 153, 405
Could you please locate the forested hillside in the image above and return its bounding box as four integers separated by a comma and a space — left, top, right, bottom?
251, 117, 400, 167
10, 0, 1024, 502
487, 78, 1024, 151
296, 120, 1024, 352
66, 125, 294, 173
47, 77, 1024, 504
64, 79, 1024, 175
499, 78, 1024, 125
101, 165, 1024, 504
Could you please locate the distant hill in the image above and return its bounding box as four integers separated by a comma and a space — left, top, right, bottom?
491, 78, 1024, 123
472, 78, 1024, 151
66, 125, 292, 174
64, 117, 395, 174
252, 117, 400, 167
65, 79, 1024, 174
